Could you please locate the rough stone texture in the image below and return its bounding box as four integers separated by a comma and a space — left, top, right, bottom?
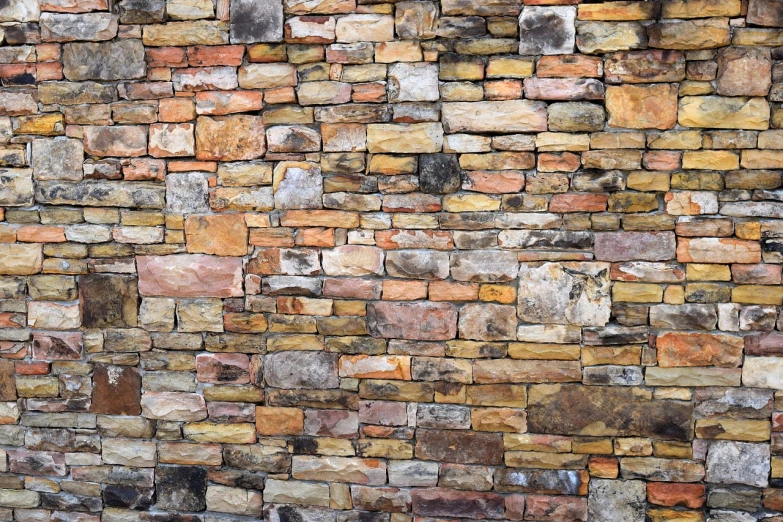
3, 2, 783, 521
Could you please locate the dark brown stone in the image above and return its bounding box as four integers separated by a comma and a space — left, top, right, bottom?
527, 384, 694, 441
155, 465, 207, 512
79, 274, 139, 328
411, 487, 504, 519
0, 358, 16, 400
415, 429, 503, 465
91, 364, 142, 415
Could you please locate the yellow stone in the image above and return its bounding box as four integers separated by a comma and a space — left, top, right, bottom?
678, 96, 770, 130
15, 377, 59, 398
694, 418, 771, 442
626, 171, 670, 192
579, 1, 660, 20
682, 150, 739, 170
358, 439, 414, 459
614, 437, 653, 456
773, 456, 783, 478
661, 0, 740, 18
572, 438, 613, 455
732, 285, 783, 305
504, 433, 572, 452
679, 81, 715, 96
741, 150, 783, 169
647, 508, 705, 522
478, 284, 516, 304
143, 21, 229, 46
582, 346, 641, 366
736, 222, 761, 240
442, 194, 500, 212
14, 113, 65, 136
663, 285, 685, 304
608, 193, 658, 213
486, 56, 535, 78
508, 343, 581, 361
183, 422, 256, 443
611, 282, 663, 303
505, 451, 587, 469
647, 130, 703, 150
653, 440, 692, 458
686, 264, 731, 281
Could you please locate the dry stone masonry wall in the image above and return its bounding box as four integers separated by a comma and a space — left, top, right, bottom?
1, 0, 783, 520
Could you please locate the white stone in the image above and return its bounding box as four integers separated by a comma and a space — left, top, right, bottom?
387, 62, 440, 102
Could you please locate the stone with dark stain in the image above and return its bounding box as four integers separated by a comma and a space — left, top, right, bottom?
90, 364, 142, 416
419, 154, 461, 194
103, 485, 153, 510
118, 0, 165, 24
32, 332, 82, 360
230, 0, 283, 43
79, 274, 138, 328
63, 40, 146, 81
528, 384, 694, 441
415, 429, 504, 465
412, 487, 505, 519
519, 6, 576, 55
155, 465, 207, 511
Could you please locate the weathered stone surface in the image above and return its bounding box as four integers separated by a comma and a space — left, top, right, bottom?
137, 255, 244, 297
678, 96, 770, 130
418, 154, 461, 194
368, 302, 457, 341
41, 13, 117, 41
442, 101, 547, 133
588, 479, 645, 522
458, 303, 516, 341
518, 6, 576, 56
706, 441, 770, 487
606, 84, 678, 129
91, 365, 141, 415
717, 46, 772, 97
185, 214, 248, 256
79, 274, 138, 328
196, 115, 266, 160
450, 251, 518, 282
367, 123, 443, 153
63, 39, 145, 81
156, 465, 207, 511
264, 351, 339, 389
0, 244, 42, 275
518, 262, 611, 327
416, 429, 503, 464
528, 384, 694, 441
32, 139, 83, 181
292, 456, 387, 485
412, 488, 504, 519
273, 161, 323, 209
388, 62, 439, 102
83, 125, 147, 157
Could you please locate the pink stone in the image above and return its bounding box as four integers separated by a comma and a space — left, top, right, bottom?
137, 254, 243, 298
323, 278, 382, 299
32, 331, 82, 360
196, 353, 250, 384
523, 78, 604, 101
367, 301, 458, 341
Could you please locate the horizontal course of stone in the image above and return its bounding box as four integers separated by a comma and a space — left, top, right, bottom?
1, 0, 783, 520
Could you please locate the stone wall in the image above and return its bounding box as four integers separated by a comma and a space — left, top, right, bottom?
0, 0, 782, 520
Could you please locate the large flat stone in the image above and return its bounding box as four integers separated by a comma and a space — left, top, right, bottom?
442, 101, 548, 133
367, 302, 457, 341
63, 39, 145, 81
518, 262, 611, 327
137, 254, 243, 297
528, 384, 694, 441
264, 351, 339, 389
230, 0, 283, 43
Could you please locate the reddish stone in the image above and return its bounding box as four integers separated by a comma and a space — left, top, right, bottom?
195, 115, 266, 161
367, 302, 457, 341
524, 78, 604, 101
536, 55, 603, 78
195, 90, 264, 115
137, 254, 244, 298
123, 158, 166, 181
14, 361, 50, 376
196, 353, 250, 384
745, 331, 783, 356
525, 495, 587, 522
462, 171, 526, 194
188, 45, 245, 66
412, 488, 504, 519
506, 494, 526, 520
323, 278, 381, 299
595, 231, 676, 262
731, 264, 782, 285
91, 364, 141, 415
415, 429, 504, 465
32, 331, 82, 360
647, 482, 705, 509
657, 332, 744, 368
83, 125, 147, 157
8, 449, 67, 476
549, 193, 608, 213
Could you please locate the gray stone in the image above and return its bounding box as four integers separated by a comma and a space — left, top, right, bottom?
650, 304, 718, 330
583, 366, 644, 386
118, 0, 166, 24
417, 404, 471, 429
265, 505, 337, 522
588, 479, 645, 522
165, 172, 210, 213
518, 262, 611, 327
264, 351, 339, 389
705, 441, 770, 487
262, 275, 322, 296
385, 250, 450, 280
36, 181, 165, 208
40, 13, 117, 42
0, 168, 34, 206
707, 511, 757, 522
450, 250, 519, 282
695, 388, 773, 419
419, 154, 461, 194
32, 139, 83, 181
595, 231, 676, 262
518, 6, 576, 55
548, 102, 605, 132
63, 40, 146, 81
498, 230, 593, 250
387, 62, 440, 102
230, 0, 284, 43
273, 162, 323, 210
496, 469, 586, 495
458, 303, 517, 341
388, 460, 439, 487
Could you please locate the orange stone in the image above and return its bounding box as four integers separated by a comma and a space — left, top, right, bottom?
185, 214, 248, 257
606, 84, 679, 130
647, 482, 705, 509
16, 226, 65, 243
462, 171, 526, 194
256, 406, 304, 436
656, 332, 744, 368
549, 193, 608, 213
382, 280, 428, 301
339, 354, 412, 380
429, 281, 479, 301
